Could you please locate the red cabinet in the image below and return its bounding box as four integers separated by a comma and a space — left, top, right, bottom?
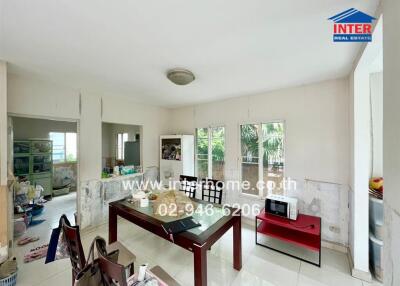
256, 209, 321, 267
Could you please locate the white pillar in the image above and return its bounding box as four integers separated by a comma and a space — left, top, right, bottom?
348, 16, 383, 281
350, 68, 371, 280
0, 61, 7, 185
79, 93, 102, 181
0, 61, 9, 255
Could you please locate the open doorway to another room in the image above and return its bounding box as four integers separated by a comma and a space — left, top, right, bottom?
10, 116, 78, 264
101, 122, 142, 177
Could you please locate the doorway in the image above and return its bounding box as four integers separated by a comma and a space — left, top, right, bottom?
9, 115, 79, 264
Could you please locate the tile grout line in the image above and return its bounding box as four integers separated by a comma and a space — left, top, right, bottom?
296, 261, 302, 286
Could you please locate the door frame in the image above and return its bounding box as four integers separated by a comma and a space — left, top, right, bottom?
7, 113, 81, 243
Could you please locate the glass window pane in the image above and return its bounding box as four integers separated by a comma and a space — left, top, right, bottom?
117, 133, 125, 160
117, 134, 120, 159
14, 156, 30, 175
240, 124, 259, 195
262, 122, 284, 196
50, 132, 65, 163
66, 133, 77, 162
33, 155, 52, 173
212, 127, 225, 181
196, 128, 208, 179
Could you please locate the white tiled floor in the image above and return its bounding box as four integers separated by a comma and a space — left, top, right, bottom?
13, 192, 76, 286
13, 197, 381, 286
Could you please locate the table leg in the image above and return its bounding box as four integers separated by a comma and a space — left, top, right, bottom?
109, 206, 117, 244
233, 215, 242, 270
193, 243, 207, 286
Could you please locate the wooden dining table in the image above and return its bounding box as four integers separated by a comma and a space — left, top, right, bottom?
108, 198, 242, 286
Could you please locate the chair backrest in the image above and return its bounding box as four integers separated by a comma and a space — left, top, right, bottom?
201, 179, 224, 204
179, 175, 198, 198
61, 217, 86, 275
98, 252, 127, 286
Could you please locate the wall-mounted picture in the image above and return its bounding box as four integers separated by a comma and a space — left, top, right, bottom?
161, 138, 181, 160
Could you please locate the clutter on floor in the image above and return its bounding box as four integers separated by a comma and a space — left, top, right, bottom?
53, 164, 76, 196
0, 247, 6, 265
17, 236, 39, 246
12, 180, 47, 238
45, 214, 71, 264
0, 258, 17, 279
52, 186, 70, 197
23, 244, 49, 263
0, 257, 18, 286
9, 190, 77, 286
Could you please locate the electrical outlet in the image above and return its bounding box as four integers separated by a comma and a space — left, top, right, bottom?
329, 226, 340, 233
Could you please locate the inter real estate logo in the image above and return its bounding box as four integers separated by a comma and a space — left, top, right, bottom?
328, 8, 376, 42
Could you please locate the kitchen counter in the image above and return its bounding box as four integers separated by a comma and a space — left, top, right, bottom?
80, 172, 143, 230
100, 172, 143, 182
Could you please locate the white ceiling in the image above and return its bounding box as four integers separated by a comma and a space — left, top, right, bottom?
0, 0, 379, 107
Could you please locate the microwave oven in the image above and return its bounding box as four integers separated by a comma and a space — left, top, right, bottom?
265, 194, 298, 220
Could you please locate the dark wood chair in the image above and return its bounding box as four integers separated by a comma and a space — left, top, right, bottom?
98, 254, 127, 286
179, 175, 198, 198
61, 216, 135, 285
200, 178, 224, 204
150, 266, 181, 286
97, 259, 183, 286
97, 239, 128, 286
61, 217, 86, 284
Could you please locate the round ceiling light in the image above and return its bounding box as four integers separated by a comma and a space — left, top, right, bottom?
167, 68, 195, 85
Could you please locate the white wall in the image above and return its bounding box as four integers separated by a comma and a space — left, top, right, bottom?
7, 74, 80, 120
383, 1, 400, 285
12, 116, 77, 139
170, 78, 349, 183
7, 73, 170, 179
101, 96, 169, 169
169, 78, 350, 245
370, 72, 383, 177
7, 73, 170, 227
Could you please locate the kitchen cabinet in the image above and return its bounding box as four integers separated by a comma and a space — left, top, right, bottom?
13, 139, 53, 197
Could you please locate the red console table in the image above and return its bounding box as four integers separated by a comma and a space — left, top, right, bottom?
255, 209, 321, 267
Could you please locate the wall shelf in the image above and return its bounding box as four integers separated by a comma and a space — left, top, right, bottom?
160, 135, 194, 187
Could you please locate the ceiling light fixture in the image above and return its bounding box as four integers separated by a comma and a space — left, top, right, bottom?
167, 68, 195, 85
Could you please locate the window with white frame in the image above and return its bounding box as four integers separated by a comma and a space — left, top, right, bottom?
49, 132, 77, 163
116, 133, 128, 160
240, 122, 284, 197
196, 127, 225, 181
